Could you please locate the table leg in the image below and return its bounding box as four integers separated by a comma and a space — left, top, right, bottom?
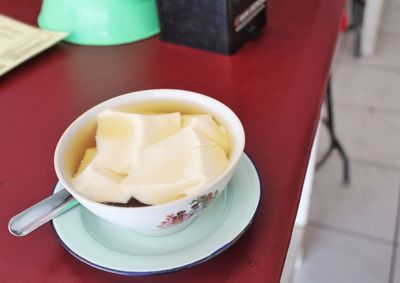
316, 76, 350, 183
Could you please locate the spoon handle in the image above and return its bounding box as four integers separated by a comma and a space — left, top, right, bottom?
8, 188, 78, 236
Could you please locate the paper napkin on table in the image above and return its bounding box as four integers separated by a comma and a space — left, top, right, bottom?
0, 15, 68, 76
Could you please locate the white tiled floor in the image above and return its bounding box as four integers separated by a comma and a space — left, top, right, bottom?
291, 2, 400, 283
293, 226, 393, 283
308, 154, 400, 242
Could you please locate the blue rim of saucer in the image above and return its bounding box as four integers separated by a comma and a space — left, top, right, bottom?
51, 152, 262, 276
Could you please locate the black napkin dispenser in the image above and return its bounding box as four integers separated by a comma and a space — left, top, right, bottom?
156, 0, 267, 55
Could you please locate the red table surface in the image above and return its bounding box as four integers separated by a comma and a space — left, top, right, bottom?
0, 0, 343, 282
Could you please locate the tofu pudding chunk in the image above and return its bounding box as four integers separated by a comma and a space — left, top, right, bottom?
71, 110, 230, 206
96, 110, 182, 174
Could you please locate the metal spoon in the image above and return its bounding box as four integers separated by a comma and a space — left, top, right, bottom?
8, 188, 78, 237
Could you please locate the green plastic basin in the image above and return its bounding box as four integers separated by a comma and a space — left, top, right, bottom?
38, 0, 160, 46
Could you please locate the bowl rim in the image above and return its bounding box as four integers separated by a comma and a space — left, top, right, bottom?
54, 89, 245, 212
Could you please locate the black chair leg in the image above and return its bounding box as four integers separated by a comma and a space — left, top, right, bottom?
316, 77, 350, 184
349, 0, 366, 58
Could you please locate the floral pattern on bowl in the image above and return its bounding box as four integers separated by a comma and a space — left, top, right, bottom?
158, 191, 220, 228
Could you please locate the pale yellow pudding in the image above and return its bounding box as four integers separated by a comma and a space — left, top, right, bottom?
71, 110, 231, 205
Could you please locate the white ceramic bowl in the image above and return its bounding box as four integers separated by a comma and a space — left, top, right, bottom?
54, 89, 245, 236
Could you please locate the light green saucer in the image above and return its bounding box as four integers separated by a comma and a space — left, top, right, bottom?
52, 153, 261, 275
